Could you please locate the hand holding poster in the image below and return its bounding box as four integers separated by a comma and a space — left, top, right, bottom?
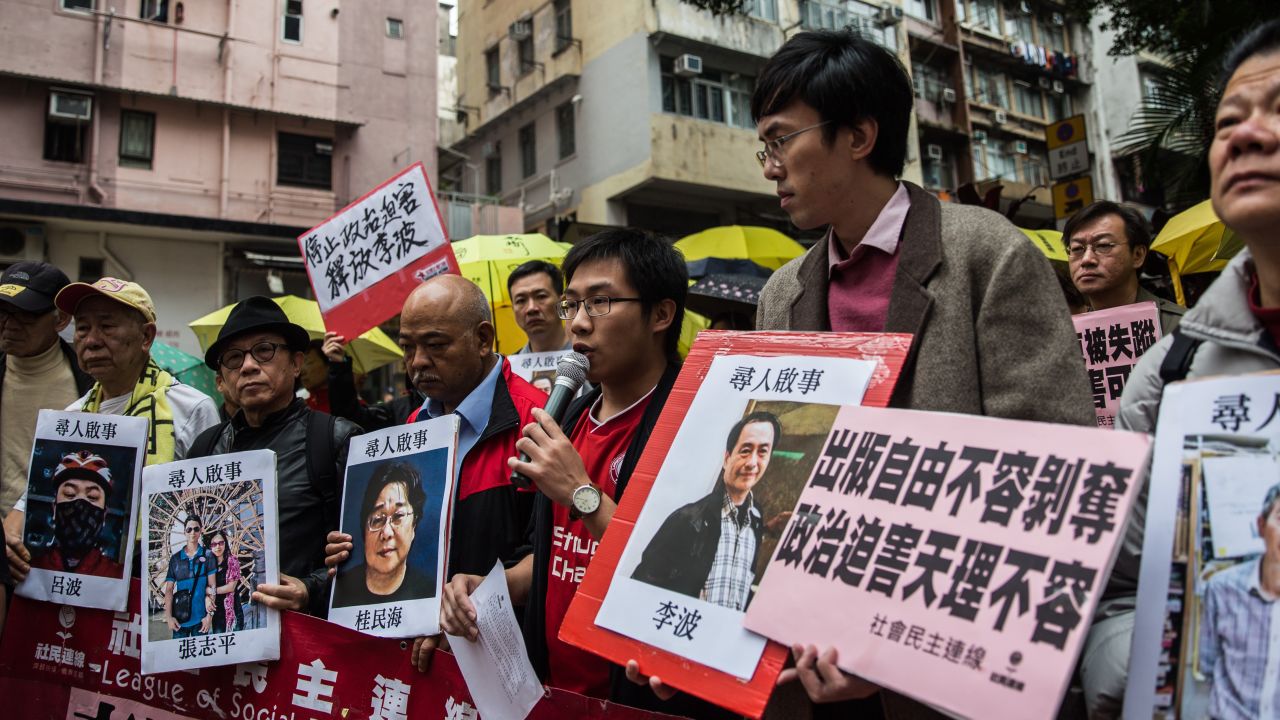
140, 449, 280, 674
1071, 301, 1161, 427
1124, 373, 1280, 720
17, 409, 148, 612
298, 162, 457, 339
560, 330, 911, 719
743, 406, 1150, 720
329, 416, 459, 637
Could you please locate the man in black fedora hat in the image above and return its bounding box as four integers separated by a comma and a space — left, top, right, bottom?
188, 296, 360, 617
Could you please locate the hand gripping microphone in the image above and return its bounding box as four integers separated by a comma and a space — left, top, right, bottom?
510, 351, 591, 489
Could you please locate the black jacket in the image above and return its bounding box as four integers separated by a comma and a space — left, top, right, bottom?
189, 399, 359, 617
0, 338, 94, 407
630, 482, 762, 604
326, 358, 421, 432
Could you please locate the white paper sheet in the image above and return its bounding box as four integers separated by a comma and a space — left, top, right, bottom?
446, 561, 544, 720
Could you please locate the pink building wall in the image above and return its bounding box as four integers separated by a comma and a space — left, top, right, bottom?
0, 0, 438, 227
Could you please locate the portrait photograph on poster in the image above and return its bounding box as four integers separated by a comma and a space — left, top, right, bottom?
594, 353, 874, 680
140, 450, 280, 674
17, 410, 148, 611
1124, 373, 1280, 720
328, 416, 457, 638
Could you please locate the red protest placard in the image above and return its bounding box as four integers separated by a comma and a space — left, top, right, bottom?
0, 580, 684, 720
560, 331, 911, 719
297, 162, 458, 340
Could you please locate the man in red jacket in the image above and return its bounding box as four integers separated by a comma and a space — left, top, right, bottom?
325, 275, 544, 669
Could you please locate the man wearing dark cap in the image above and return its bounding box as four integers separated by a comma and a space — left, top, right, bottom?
0, 263, 92, 517
188, 296, 360, 617
30, 450, 125, 579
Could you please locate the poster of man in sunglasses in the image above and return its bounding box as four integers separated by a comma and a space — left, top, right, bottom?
140, 449, 280, 674
328, 416, 457, 638
16, 410, 148, 612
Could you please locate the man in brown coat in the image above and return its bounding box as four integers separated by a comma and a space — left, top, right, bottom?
752, 29, 1095, 719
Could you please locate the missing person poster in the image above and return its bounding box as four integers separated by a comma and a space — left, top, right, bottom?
298, 162, 458, 340
1071, 301, 1162, 428
744, 406, 1150, 720
1124, 373, 1280, 720
595, 354, 876, 679
561, 330, 911, 719
140, 450, 280, 674
510, 349, 570, 395
17, 410, 148, 611
329, 416, 459, 638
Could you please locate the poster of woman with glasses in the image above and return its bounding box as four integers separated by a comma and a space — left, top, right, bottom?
140, 449, 279, 674
328, 415, 457, 638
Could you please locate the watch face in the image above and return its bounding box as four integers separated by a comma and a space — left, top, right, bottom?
573, 485, 601, 515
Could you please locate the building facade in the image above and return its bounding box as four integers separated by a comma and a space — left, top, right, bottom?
906, 0, 1100, 227
450, 0, 921, 240
0, 0, 437, 355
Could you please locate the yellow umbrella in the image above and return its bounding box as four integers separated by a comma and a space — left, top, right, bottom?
1152, 200, 1240, 305
188, 295, 403, 375
675, 226, 805, 271
679, 309, 711, 359
1018, 227, 1069, 263
453, 233, 569, 354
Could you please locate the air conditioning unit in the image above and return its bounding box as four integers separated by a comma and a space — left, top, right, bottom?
674, 53, 703, 77
994, 109, 1008, 124
49, 90, 93, 121
926, 144, 944, 160
1052, 79, 1065, 94
0, 223, 46, 264
1038, 76, 1051, 90
1051, 12, 1065, 26
878, 5, 903, 25
973, 129, 988, 142
508, 18, 533, 41
1013, 140, 1029, 154
941, 87, 957, 103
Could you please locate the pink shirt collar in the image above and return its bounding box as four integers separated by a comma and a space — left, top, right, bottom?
827, 182, 911, 273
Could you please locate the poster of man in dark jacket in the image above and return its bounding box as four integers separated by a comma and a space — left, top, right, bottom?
631, 411, 780, 612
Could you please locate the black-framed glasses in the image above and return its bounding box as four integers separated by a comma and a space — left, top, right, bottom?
219, 341, 289, 370
755, 121, 832, 168
1067, 240, 1130, 260
0, 306, 50, 324
557, 295, 643, 320
366, 510, 414, 532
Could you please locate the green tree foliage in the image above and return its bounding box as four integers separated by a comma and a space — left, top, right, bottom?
677, 0, 747, 16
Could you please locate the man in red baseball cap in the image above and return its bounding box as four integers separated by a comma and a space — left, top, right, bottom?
30, 450, 124, 579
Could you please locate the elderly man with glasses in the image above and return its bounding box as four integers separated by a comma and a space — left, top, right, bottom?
332, 461, 435, 607
1064, 201, 1185, 334
186, 296, 360, 617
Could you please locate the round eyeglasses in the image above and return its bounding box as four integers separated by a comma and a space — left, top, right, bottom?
219, 341, 289, 370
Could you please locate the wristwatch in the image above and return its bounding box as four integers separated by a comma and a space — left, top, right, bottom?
569, 483, 602, 520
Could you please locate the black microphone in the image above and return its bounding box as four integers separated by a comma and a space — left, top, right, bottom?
510, 351, 590, 489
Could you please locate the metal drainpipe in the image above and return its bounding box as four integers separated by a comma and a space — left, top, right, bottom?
98, 232, 134, 280
86, 1, 107, 204
219, 0, 236, 218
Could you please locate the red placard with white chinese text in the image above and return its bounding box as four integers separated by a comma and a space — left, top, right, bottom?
297, 162, 458, 340
0, 581, 682, 720
560, 331, 911, 718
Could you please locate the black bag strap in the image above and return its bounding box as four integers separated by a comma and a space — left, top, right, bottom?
1159, 330, 1203, 385
305, 411, 339, 530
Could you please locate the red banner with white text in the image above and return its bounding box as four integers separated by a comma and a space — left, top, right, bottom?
0, 581, 680, 720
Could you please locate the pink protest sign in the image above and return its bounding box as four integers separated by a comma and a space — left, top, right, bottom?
297, 162, 458, 339
1071, 301, 1161, 428
743, 405, 1150, 720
